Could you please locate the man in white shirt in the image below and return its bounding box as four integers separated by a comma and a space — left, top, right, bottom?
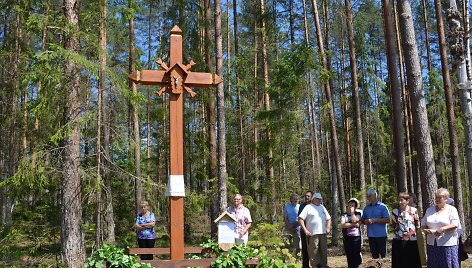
298, 192, 331, 268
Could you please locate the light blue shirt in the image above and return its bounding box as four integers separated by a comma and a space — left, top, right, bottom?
284, 203, 300, 224
362, 201, 390, 237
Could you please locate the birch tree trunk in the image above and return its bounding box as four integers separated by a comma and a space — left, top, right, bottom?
445, 0, 469, 235
62, 0, 85, 266
397, 0, 438, 209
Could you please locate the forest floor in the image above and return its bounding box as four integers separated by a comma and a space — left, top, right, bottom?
324, 245, 472, 268
1, 241, 472, 267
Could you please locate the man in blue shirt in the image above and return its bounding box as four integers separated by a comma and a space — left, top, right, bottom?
361, 189, 390, 259
284, 194, 300, 256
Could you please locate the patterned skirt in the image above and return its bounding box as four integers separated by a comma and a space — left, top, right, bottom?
426, 244, 459, 268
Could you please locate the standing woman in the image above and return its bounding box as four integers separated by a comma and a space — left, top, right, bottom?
390, 192, 421, 268
136, 201, 156, 260
421, 188, 460, 268
341, 198, 362, 268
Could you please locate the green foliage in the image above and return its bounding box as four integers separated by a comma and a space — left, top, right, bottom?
248, 223, 285, 248
200, 239, 221, 255
210, 243, 299, 268
85, 244, 151, 268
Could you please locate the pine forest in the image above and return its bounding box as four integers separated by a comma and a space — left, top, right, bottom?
1, 0, 472, 266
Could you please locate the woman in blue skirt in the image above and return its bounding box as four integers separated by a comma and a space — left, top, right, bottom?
421, 188, 460, 268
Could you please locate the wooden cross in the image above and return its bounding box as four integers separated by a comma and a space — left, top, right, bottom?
128, 25, 222, 260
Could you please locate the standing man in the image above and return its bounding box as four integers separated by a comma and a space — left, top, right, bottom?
298, 191, 313, 268
284, 194, 301, 256
361, 189, 390, 259
227, 194, 252, 244
298, 192, 331, 268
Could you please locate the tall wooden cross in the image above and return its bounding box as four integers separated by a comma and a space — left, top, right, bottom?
128, 25, 222, 260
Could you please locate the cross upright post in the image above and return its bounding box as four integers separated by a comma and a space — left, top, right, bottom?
128, 25, 222, 260
168, 26, 185, 261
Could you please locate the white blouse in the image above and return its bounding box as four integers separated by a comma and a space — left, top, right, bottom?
421, 204, 459, 246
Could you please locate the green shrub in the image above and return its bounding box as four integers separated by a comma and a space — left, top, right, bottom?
85, 244, 151, 268
209, 243, 300, 268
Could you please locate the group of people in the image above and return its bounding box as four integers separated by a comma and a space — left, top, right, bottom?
284, 188, 464, 268
133, 188, 464, 268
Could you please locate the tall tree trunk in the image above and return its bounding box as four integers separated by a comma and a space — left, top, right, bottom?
345, 0, 368, 204
204, 0, 219, 238
393, 2, 414, 192
444, 0, 467, 234
253, 9, 262, 203
434, 0, 465, 229
341, 40, 353, 197
323, 0, 345, 212
289, 0, 295, 44
291, 0, 306, 187
146, 0, 153, 199
302, 0, 321, 184
62, 0, 85, 266
311, 0, 341, 244
233, 0, 247, 193
226, 2, 231, 102
422, 0, 434, 75
215, 0, 227, 212
129, 0, 142, 214
460, 0, 472, 233
260, 0, 277, 219
5, 12, 21, 230
397, 0, 438, 210
205, 0, 217, 182
383, 0, 407, 192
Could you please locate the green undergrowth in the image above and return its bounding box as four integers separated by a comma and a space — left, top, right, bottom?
194, 239, 301, 268
85, 244, 151, 268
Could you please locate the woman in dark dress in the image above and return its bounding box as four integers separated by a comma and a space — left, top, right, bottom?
390, 192, 421, 268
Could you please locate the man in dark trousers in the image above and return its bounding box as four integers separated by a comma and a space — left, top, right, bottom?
298, 190, 313, 268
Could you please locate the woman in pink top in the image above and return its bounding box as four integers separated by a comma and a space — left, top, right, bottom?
421, 188, 460, 268
341, 198, 362, 268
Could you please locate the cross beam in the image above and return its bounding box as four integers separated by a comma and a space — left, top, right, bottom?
128, 25, 222, 260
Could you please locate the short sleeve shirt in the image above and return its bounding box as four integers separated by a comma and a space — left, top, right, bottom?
136, 212, 156, 239
284, 203, 300, 225
227, 205, 252, 235
362, 201, 390, 237
391, 207, 420, 240
298, 204, 331, 235
421, 204, 459, 246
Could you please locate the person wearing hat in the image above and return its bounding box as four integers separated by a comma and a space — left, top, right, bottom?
298, 192, 331, 268
341, 198, 362, 268
361, 189, 390, 259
